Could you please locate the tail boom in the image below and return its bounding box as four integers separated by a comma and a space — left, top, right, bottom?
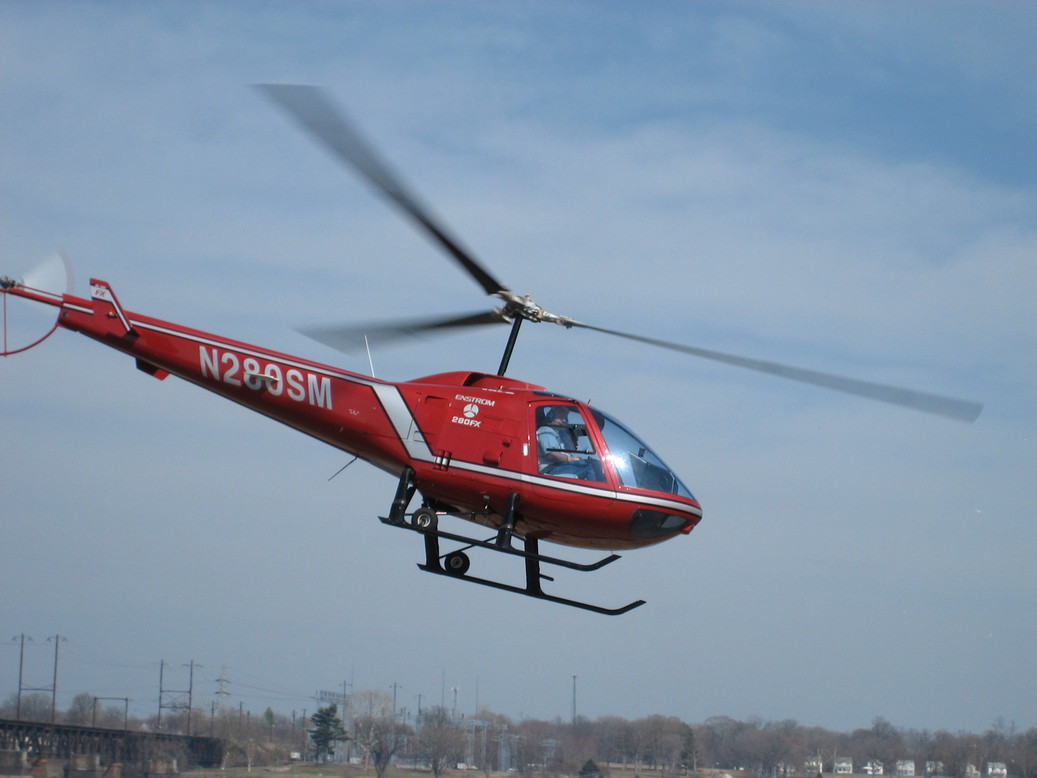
3, 277, 418, 474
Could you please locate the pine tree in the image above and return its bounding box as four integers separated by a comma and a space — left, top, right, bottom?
309, 704, 348, 763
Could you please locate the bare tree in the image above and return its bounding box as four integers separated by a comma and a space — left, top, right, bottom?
513, 719, 557, 777
65, 692, 94, 725
418, 706, 466, 778
595, 715, 633, 767
736, 719, 793, 776
5, 692, 52, 722
352, 689, 412, 778
559, 716, 598, 775
934, 729, 981, 778
700, 715, 746, 769
1007, 727, 1037, 778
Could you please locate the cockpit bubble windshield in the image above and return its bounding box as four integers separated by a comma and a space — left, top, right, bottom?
593, 409, 695, 499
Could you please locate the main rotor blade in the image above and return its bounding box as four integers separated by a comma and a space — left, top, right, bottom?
571, 322, 983, 422
298, 310, 507, 354
256, 83, 509, 298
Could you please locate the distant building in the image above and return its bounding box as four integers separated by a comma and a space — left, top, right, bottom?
864, 761, 885, 776
987, 764, 1007, 778
897, 761, 916, 776
926, 762, 946, 777
805, 757, 824, 775
966, 764, 981, 778
835, 759, 854, 775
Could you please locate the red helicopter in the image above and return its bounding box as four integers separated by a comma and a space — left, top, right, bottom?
0, 85, 983, 615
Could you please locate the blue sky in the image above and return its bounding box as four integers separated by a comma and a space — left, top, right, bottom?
1, 1, 1034, 734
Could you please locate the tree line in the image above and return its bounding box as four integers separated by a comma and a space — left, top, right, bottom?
3, 690, 1035, 778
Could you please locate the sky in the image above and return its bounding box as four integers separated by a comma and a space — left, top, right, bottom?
1, 0, 1035, 736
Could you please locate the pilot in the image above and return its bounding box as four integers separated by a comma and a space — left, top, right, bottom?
537, 405, 583, 475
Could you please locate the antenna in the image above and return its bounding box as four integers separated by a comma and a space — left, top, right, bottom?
364, 334, 376, 377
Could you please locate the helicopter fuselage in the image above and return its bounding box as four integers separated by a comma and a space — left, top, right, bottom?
8, 278, 702, 552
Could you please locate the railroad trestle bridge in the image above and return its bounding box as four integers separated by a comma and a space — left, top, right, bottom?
0, 719, 223, 770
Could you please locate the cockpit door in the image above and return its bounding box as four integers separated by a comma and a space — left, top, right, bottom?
531, 403, 608, 484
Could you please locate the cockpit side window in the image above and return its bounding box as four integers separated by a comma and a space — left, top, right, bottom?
534, 405, 606, 483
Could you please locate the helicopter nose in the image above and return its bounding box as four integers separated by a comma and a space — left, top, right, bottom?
629, 508, 694, 540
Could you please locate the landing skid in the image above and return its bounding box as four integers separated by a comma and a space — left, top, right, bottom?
380, 470, 645, 615
380, 514, 645, 615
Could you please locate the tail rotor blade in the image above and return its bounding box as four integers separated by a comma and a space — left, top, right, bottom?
0, 251, 74, 356
21, 250, 74, 295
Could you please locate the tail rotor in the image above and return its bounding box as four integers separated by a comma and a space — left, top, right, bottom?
1, 250, 74, 356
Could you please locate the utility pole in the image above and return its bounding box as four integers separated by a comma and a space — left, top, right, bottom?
50, 634, 60, 730
158, 660, 164, 727
19, 634, 67, 724
157, 659, 199, 731
571, 674, 577, 726
12, 634, 32, 719
184, 660, 200, 735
